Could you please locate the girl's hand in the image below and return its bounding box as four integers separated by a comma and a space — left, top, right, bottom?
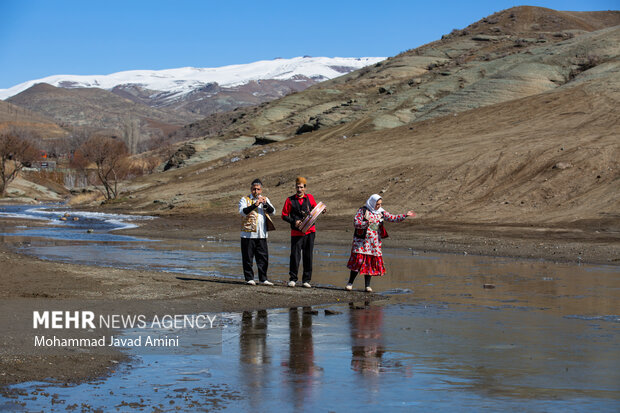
406, 211, 416, 217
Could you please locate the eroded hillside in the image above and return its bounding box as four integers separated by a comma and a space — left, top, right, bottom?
169, 7, 619, 151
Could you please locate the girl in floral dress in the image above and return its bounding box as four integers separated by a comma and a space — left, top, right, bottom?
346, 194, 416, 292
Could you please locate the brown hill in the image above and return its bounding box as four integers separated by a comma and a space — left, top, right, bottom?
81, 7, 620, 232
114, 69, 619, 227
458, 6, 620, 35
6, 83, 201, 152
0, 99, 68, 138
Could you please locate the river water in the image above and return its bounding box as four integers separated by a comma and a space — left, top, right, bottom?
0, 205, 618, 411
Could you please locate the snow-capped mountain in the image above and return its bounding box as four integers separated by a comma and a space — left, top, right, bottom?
3, 56, 385, 148
0, 56, 385, 101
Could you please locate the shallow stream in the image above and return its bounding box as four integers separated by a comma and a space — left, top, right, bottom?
1, 205, 618, 411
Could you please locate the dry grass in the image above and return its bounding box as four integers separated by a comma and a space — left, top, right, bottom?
67, 192, 104, 206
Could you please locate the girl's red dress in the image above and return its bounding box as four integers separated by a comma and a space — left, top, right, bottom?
346, 207, 406, 276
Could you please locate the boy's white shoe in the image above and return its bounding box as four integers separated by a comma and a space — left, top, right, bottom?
302, 282, 312, 288
246, 280, 256, 286
261, 280, 274, 286
345, 284, 353, 291
287, 281, 296, 287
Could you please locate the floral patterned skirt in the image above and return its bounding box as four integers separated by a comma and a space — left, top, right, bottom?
347, 253, 385, 276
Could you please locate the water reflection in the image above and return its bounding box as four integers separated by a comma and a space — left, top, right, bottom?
2, 301, 619, 411
239, 310, 271, 410
240, 310, 270, 366
282, 307, 322, 409
348, 302, 413, 406
349, 302, 385, 377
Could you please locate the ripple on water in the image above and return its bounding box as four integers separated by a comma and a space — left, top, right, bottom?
380, 288, 414, 295
563, 314, 620, 323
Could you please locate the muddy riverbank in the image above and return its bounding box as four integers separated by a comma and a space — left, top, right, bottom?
118, 212, 620, 266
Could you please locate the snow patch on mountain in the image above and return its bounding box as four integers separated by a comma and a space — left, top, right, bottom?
0, 56, 385, 100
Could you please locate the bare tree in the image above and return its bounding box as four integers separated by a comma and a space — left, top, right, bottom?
0, 131, 39, 197
67, 127, 95, 155
122, 115, 140, 155
137, 129, 165, 153
73, 136, 128, 200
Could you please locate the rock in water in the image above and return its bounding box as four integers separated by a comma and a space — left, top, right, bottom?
324, 309, 342, 316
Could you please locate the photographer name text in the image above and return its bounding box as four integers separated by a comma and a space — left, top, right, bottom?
34, 335, 180, 348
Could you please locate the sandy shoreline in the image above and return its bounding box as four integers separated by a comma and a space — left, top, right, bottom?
0, 211, 618, 387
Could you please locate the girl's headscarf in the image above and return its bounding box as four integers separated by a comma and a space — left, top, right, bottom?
365, 194, 384, 214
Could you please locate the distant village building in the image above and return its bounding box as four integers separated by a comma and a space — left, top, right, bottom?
32, 160, 57, 169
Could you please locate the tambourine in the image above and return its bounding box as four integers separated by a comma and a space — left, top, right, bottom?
299, 201, 326, 233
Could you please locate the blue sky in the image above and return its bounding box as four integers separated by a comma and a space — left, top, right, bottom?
1, 0, 617, 89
